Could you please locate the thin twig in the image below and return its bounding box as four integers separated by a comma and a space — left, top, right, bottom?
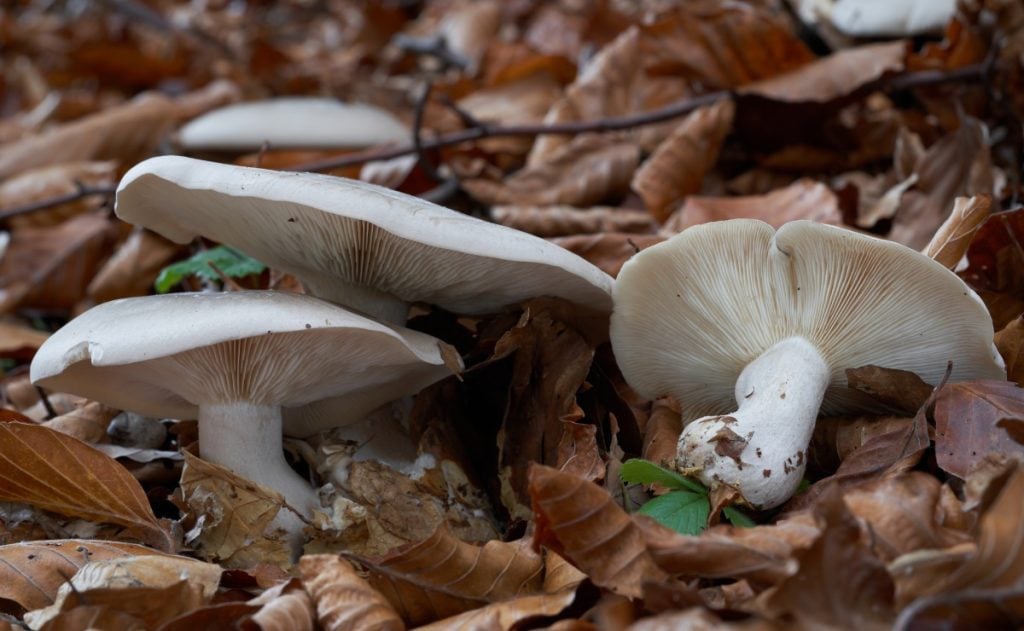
35, 386, 57, 420
392, 33, 471, 71
0, 185, 117, 222
412, 81, 443, 183
291, 63, 989, 173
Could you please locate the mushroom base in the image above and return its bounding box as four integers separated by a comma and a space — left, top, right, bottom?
675, 336, 830, 509
198, 402, 320, 548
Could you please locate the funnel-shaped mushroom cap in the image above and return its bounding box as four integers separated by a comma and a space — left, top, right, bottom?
178, 98, 409, 151
115, 157, 613, 322
611, 220, 1005, 419
30, 291, 456, 434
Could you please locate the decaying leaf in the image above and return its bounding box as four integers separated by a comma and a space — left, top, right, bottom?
298, 554, 404, 631
845, 365, 934, 414
922, 195, 992, 269
556, 420, 604, 482
39, 400, 118, 444
996, 316, 1024, 386
641, 400, 682, 468
960, 207, 1024, 329
0, 422, 173, 551
247, 577, 316, 631
529, 464, 668, 598
631, 100, 735, 221
414, 588, 580, 631
490, 205, 657, 238
0, 319, 49, 360
25, 578, 207, 630
552, 233, 665, 277
933, 380, 1024, 479
0, 161, 116, 229
662, 179, 842, 232
87, 228, 185, 302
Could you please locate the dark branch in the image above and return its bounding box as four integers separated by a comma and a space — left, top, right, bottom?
0, 185, 117, 222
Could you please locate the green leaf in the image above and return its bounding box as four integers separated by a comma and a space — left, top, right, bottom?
637, 491, 710, 536
722, 505, 755, 528
155, 246, 266, 293
620, 458, 706, 494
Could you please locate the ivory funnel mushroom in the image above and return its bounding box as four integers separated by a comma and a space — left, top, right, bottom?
30, 291, 457, 537
115, 156, 614, 323
611, 220, 1005, 509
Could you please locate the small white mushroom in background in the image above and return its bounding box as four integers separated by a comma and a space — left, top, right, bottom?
789, 0, 956, 37
611, 220, 1005, 510
30, 291, 458, 544
107, 411, 167, 450
176, 98, 409, 152
115, 156, 614, 325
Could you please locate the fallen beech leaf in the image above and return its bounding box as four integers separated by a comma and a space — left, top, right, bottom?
0, 540, 173, 612
355, 524, 543, 625
463, 135, 640, 207
456, 73, 564, 156
414, 589, 579, 631
631, 100, 735, 221
0, 161, 116, 229
843, 472, 971, 562
763, 489, 895, 629
0, 93, 178, 179
529, 464, 668, 598
922, 195, 992, 269
0, 422, 173, 551
552, 233, 665, 277
25, 579, 205, 630
87, 228, 185, 302
39, 400, 118, 443
934, 381, 1024, 479
894, 586, 1024, 631
490, 205, 657, 238
298, 555, 403, 631
178, 451, 291, 567
38, 605, 146, 631
0, 211, 118, 313
556, 420, 604, 482
662, 179, 842, 233
0, 319, 49, 360
248, 578, 315, 631
996, 316, 1024, 386
641, 400, 682, 468
845, 365, 934, 414
960, 208, 1024, 329
810, 416, 913, 473
158, 603, 261, 631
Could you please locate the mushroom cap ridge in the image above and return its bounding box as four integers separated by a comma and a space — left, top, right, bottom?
115, 156, 614, 315
30, 291, 455, 432
610, 219, 1005, 420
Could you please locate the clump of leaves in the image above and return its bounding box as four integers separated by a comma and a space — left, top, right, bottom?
154, 246, 265, 293
620, 458, 754, 535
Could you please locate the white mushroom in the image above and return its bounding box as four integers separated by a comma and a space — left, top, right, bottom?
115, 156, 614, 324
30, 291, 457, 539
177, 98, 409, 152
611, 220, 1005, 509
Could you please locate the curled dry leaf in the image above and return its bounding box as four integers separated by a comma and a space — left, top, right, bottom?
490, 205, 657, 238
87, 228, 185, 302
413, 588, 580, 631
960, 207, 1024, 329
631, 99, 735, 221
556, 420, 604, 483
0, 161, 116, 229
641, 399, 682, 469
529, 464, 668, 599
809, 416, 913, 474
933, 380, 1024, 479
248, 578, 316, 631
894, 586, 1024, 631
922, 195, 992, 269
0, 93, 178, 179
25, 579, 206, 630
39, 400, 118, 444
456, 73, 565, 156
0, 422, 173, 551
662, 179, 842, 233
552, 233, 665, 277
996, 316, 1024, 386
0, 539, 173, 612
355, 524, 543, 626
463, 135, 640, 208
178, 451, 291, 568
845, 365, 934, 414
0, 319, 49, 360
37, 605, 146, 631
298, 554, 403, 631
0, 211, 118, 314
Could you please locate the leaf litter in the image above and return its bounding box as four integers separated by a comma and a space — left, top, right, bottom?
1, 0, 1024, 628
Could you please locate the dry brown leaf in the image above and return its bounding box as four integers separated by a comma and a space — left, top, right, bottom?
762, 489, 895, 630
0, 93, 178, 179
922, 195, 992, 269
0, 161, 116, 229
177, 451, 291, 567
810, 416, 913, 474
463, 135, 640, 207
413, 588, 579, 631
556, 420, 604, 483
0, 422, 173, 551
298, 554, 404, 631
996, 316, 1024, 386
960, 207, 1024, 329
0, 539, 173, 612
0, 211, 118, 314
38, 605, 146, 631
529, 464, 668, 599
662, 179, 842, 233
490, 205, 657, 238
355, 524, 543, 626
87, 228, 185, 302
641, 399, 681, 469
933, 380, 1024, 479
845, 365, 934, 414
893, 586, 1024, 631
26, 579, 206, 630
39, 400, 118, 444
248, 578, 316, 631
456, 73, 564, 156
0, 319, 49, 360
552, 233, 665, 277
631, 100, 735, 221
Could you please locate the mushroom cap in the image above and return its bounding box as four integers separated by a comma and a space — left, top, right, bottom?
30, 291, 456, 435
177, 98, 409, 151
611, 220, 1005, 420
115, 156, 613, 316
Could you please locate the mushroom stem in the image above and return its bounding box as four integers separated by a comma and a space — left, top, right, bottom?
675, 336, 829, 509
198, 402, 319, 541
